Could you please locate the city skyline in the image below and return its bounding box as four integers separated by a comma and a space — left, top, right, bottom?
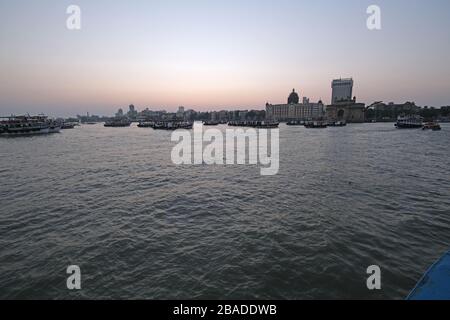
1, 0, 450, 117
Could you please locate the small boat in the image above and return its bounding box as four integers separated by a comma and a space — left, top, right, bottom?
328, 121, 347, 127
422, 122, 441, 131
61, 122, 76, 129
227, 121, 279, 128
178, 122, 194, 129
304, 121, 328, 129
286, 120, 305, 126
395, 115, 423, 129
203, 121, 220, 126
104, 118, 132, 127
137, 121, 154, 128
407, 250, 450, 300
151, 121, 193, 130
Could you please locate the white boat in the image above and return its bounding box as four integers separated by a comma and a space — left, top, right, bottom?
395, 114, 423, 129
0, 115, 60, 136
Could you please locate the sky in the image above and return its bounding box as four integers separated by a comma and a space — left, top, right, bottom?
1, 0, 450, 117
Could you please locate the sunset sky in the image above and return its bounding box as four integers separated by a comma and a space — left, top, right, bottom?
1, 0, 450, 116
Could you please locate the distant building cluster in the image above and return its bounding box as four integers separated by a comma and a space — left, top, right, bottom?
76, 77, 449, 124
109, 104, 266, 123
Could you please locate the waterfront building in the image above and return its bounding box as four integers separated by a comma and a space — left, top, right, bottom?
115, 108, 124, 117
265, 89, 325, 121
176, 106, 185, 119
326, 78, 365, 123
287, 89, 300, 104
127, 104, 138, 119
331, 78, 353, 104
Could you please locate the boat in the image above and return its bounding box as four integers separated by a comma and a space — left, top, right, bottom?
0, 115, 61, 136
286, 120, 305, 126
203, 121, 220, 126
151, 121, 193, 130
422, 121, 441, 131
256, 121, 279, 128
227, 121, 279, 128
178, 122, 194, 129
304, 121, 328, 129
61, 122, 76, 129
395, 115, 423, 129
104, 118, 132, 127
407, 250, 450, 300
328, 121, 347, 127
137, 121, 154, 128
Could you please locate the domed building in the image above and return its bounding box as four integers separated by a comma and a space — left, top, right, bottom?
288, 89, 300, 104
266, 88, 325, 122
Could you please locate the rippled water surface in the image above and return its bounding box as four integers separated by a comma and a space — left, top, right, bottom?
1, 123, 449, 299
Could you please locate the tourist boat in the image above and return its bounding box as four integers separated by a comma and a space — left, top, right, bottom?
304, 121, 328, 129
0, 115, 61, 136
395, 115, 423, 129
104, 118, 132, 127
407, 250, 450, 300
422, 121, 441, 131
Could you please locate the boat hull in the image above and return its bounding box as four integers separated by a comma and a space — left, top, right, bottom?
395, 123, 423, 129
407, 251, 450, 300
0, 127, 52, 136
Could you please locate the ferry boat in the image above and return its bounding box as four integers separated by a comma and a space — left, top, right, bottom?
422, 121, 441, 131
395, 115, 423, 129
104, 118, 132, 127
0, 115, 61, 136
407, 250, 450, 300
304, 120, 328, 129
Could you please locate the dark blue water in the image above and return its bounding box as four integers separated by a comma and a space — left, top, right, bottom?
1, 123, 449, 299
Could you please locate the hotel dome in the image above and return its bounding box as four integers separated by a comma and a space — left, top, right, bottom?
288, 89, 300, 104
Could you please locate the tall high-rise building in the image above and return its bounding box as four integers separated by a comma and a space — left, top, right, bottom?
327, 78, 365, 123
331, 78, 353, 104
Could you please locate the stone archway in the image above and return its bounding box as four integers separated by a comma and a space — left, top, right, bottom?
337, 109, 345, 120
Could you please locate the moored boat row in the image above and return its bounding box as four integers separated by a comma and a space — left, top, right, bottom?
228, 121, 279, 128
104, 117, 132, 127
304, 121, 328, 129
138, 121, 193, 130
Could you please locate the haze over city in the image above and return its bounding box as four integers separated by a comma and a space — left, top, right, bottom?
1, 0, 450, 117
